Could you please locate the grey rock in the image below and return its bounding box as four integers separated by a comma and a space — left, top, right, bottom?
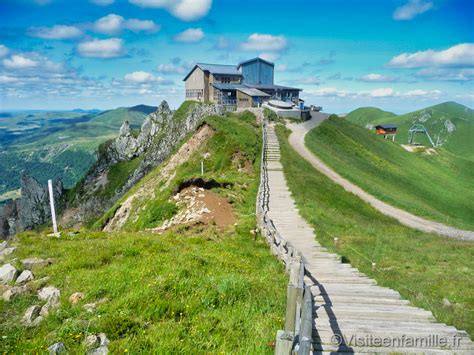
119, 120, 131, 136
0, 263, 18, 284
3, 284, 29, 301
0, 246, 16, 258
0, 241, 7, 251
48, 342, 66, 354
22, 305, 42, 326
22, 258, 50, 269
87, 333, 109, 355
38, 286, 60, 305
16, 270, 34, 284
84, 334, 100, 349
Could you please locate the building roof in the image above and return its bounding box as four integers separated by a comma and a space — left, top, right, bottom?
247, 83, 302, 91
237, 87, 271, 97
237, 57, 275, 69
212, 83, 245, 90
375, 124, 398, 129
183, 63, 241, 81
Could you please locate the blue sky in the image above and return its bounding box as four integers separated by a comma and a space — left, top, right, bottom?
0, 0, 473, 113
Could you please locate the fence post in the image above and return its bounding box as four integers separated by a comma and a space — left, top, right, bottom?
275, 330, 294, 355
298, 286, 313, 355
47, 179, 59, 236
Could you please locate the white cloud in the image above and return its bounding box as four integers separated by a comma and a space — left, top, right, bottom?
388, 43, 474, 68
123, 71, 174, 85
416, 67, 474, 81
301, 76, 321, 85
276, 64, 287, 72
305, 87, 441, 99
124, 71, 155, 82
77, 38, 124, 58
259, 52, 280, 62
215, 36, 230, 49
241, 33, 287, 52
93, 14, 125, 34
90, 0, 115, 5
174, 28, 204, 43
370, 88, 395, 97
0, 45, 9, 58
157, 63, 186, 74
27, 25, 83, 40
129, 0, 212, 21
93, 14, 159, 34
393, 0, 433, 21
126, 19, 160, 32
0, 75, 18, 83
3, 55, 38, 69
359, 73, 398, 82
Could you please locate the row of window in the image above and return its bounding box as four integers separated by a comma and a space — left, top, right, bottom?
185, 89, 204, 98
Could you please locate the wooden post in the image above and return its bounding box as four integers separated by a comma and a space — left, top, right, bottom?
298, 286, 313, 355
48, 179, 58, 235
275, 330, 294, 355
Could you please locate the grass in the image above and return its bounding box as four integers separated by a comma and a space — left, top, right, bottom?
305, 116, 474, 231
276, 124, 474, 335
0, 111, 288, 353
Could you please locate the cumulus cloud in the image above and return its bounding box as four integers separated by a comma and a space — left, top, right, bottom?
129, 0, 212, 21
27, 25, 83, 40
174, 28, 204, 43
3, 55, 38, 69
93, 14, 159, 34
393, 0, 433, 21
388, 43, 474, 68
90, 0, 115, 5
123, 71, 174, 84
359, 73, 399, 82
77, 38, 124, 58
0, 45, 9, 58
415, 67, 474, 81
241, 33, 287, 52
157, 63, 186, 74
305, 87, 441, 99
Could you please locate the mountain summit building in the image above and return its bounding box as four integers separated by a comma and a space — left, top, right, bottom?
183, 57, 301, 109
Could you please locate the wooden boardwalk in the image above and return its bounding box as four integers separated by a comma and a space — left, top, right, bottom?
264, 123, 473, 354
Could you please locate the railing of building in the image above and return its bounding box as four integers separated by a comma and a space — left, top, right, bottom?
256, 121, 312, 355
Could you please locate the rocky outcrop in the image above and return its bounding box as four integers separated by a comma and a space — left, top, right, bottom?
64, 101, 222, 226
0, 175, 65, 239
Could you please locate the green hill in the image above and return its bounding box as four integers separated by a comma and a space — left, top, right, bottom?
346, 102, 474, 161
305, 116, 474, 231
0, 110, 287, 352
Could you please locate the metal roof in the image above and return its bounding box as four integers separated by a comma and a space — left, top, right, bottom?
183, 63, 241, 81
237, 87, 271, 97
375, 124, 398, 129
246, 83, 302, 91
212, 83, 245, 90
237, 57, 275, 69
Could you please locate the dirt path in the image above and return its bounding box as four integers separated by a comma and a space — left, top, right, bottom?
287, 113, 474, 241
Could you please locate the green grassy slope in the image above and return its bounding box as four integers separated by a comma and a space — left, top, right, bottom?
343, 107, 396, 126
276, 125, 474, 335
0, 111, 287, 353
346, 102, 474, 161
305, 116, 474, 231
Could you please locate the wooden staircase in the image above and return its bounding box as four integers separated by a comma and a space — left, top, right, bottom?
264, 122, 473, 354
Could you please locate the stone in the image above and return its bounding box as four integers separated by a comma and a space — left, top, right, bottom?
22, 305, 42, 326
16, 270, 34, 284
87, 333, 109, 355
0, 241, 8, 251
83, 303, 97, 313
69, 292, 84, 304
0, 263, 18, 284
0, 247, 16, 258
22, 258, 50, 269
3, 285, 29, 301
48, 342, 66, 354
38, 286, 61, 315
84, 334, 100, 349
30, 276, 50, 288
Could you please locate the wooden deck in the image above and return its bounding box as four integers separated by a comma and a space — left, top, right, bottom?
264, 122, 473, 354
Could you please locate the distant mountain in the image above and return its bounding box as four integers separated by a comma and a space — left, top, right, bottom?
72, 108, 102, 114
346, 102, 474, 161
0, 104, 157, 200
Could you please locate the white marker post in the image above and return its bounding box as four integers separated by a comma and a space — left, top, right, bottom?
48, 179, 59, 236
201, 160, 204, 176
